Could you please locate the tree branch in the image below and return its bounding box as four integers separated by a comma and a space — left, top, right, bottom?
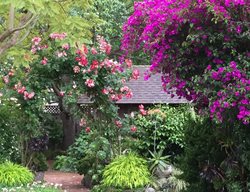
8, 3, 15, 30
17, 16, 38, 45
0, 13, 35, 42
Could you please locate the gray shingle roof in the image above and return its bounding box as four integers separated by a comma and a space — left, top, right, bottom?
78, 65, 188, 104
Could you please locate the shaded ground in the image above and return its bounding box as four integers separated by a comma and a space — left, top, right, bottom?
44, 170, 89, 192
44, 161, 89, 192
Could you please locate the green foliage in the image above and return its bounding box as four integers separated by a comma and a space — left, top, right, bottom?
2, 181, 61, 192
54, 129, 111, 186
53, 155, 77, 172
133, 105, 190, 155
151, 167, 188, 192
0, 102, 22, 162
102, 153, 151, 189
0, 162, 34, 187
179, 114, 250, 191
148, 150, 170, 174
0, 0, 100, 59
31, 153, 48, 172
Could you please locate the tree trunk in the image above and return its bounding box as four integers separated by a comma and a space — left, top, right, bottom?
60, 112, 76, 150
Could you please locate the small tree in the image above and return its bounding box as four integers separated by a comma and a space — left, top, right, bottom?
0, 0, 99, 59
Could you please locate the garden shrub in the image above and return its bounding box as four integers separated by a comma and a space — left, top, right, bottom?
132, 104, 190, 156
102, 153, 151, 190
31, 152, 48, 172
179, 115, 250, 191
54, 129, 111, 187
0, 161, 34, 187
0, 102, 22, 163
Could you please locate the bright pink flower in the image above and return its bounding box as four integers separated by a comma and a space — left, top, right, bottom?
41, 57, 48, 65
17, 86, 26, 94
76, 56, 88, 66
140, 109, 147, 116
27, 92, 35, 99
57, 51, 67, 58
139, 104, 144, 110
85, 79, 95, 87
73, 66, 81, 73
115, 120, 122, 128
82, 44, 88, 54
125, 90, 133, 98
8, 70, 14, 76
49, 33, 67, 40
3, 75, 9, 84
97, 35, 112, 55
125, 59, 132, 68
23, 91, 35, 100
132, 69, 140, 80
130, 125, 137, 132
62, 43, 70, 50
139, 104, 147, 115
59, 91, 65, 97
102, 88, 109, 95
85, 127, 91, 133
105, 44, 111, 55
91, 47, 98, 54
32, 37, 41, 45
79, 118, 87, 127
120, 86, 130, 92
90, 60, 99, 70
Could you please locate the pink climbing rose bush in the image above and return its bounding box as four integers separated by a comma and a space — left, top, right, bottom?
1, 33, 136, 131
121, 0, 250, 124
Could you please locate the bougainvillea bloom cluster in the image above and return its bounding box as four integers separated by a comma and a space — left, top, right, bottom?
122, 0, 249, 124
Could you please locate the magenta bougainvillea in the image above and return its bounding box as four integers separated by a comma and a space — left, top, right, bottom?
122, 0, 250, 124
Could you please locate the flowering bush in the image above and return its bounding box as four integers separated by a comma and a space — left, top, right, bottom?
122, 0, 250, 124
1, 32, 137, 150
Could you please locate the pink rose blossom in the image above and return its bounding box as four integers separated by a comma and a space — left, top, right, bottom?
3, 76, 9, 84
85, 127, 91, 133
73, 66, 81, 73
62, 43, 70, 50
130, 125, 137, 132
41, 57, 48, 65
91, 47, 98, 54
102, 89, 109, 95
79, 118, 87, 127
32, 37, 41, 45
49, 33, 67, 40
125, 59, 132, 68
85, 79, 95, 87
115, 120, 122, 128
132, 69, 140, 80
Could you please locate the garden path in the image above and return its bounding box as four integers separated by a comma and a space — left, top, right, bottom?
44, 160, 89, 192
44, 170, 89, 192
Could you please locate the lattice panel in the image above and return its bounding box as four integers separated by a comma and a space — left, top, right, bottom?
44, 105, 60, 114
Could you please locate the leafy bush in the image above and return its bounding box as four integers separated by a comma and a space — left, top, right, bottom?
102, 153, 151, 190
0, 102, 22, 163
53, 155, 77, 172
54, 129, 112, 187
31, 152, 48, 172
0, 162, 34, 187
179, 114, 250, 191
132, 105, 190, 156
